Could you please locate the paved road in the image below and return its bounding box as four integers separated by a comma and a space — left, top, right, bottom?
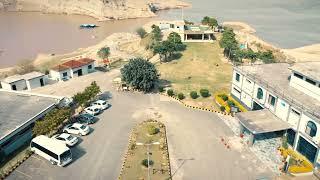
8, 70, 274, 180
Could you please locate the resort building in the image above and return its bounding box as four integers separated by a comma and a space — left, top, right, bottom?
231, 62, 320, 167
0, 71, 47, 91
49, 58, 95, 81
159, 21, 215, 42
0, 90, 62, 159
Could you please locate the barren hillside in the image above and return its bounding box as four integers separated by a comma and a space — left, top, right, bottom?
0, 0, 189, 20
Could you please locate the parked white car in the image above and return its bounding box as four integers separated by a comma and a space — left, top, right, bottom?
63, 123, 90, 136
83, 105, 101, 116
52, 133, 78, 147
91, 100, 110, 110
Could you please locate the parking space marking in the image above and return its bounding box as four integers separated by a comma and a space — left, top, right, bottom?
15, 170, 32, 179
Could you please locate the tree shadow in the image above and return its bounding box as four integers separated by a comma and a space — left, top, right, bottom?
97, 91, 112, 101
171, 158, 195, 177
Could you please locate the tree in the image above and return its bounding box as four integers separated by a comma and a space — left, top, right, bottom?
73, 81, 101, 106
136, 27, 147, 38
201, 16, 218, 28
219, 28, 239, 61
121, 58, 159, 92
257, 50, 275, 64
97, 47, 110, 60
151, 25, 162, 42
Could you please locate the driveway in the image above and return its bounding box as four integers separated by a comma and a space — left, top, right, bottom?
8, 70, 274, 180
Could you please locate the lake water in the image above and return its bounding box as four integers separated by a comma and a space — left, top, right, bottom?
1, 0, 320, 67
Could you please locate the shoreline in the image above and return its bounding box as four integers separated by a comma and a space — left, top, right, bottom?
1, 19, 319, 77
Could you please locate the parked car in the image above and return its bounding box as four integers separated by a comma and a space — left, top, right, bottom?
91, 100, 110, 110
83, 105, 101, 116
52, 133, 78, 147
72, 113, 97, 125
58, 97, 74, 108
63, 123, 90, 136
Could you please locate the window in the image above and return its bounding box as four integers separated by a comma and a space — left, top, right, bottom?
268, 95, 276, 106
62, 72, 68, 77
233, 87, 241, 94
31, 142, 58, 160
235, 73, 240, 82
306, 78, 316, 85
257, 88, 263, 100
291, 109, 301, 116
293, 73, 303, 79
88, 65, 92, 69
306, 121, 317, 137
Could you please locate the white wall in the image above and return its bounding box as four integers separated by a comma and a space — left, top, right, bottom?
242, 77, 254, 96
232, 70, 243, 89
287, 107, 301, 130
290, 73, 320, 101
231, 84, 241, 99
298, 113, 320, 145
240, 91, 253, 109
26, 76, 47, 90
0, 82, 13, 90
253, 84, 267, 105
274, 98, 290, 121
50, 69, 70, 81
10, 80, 27, 91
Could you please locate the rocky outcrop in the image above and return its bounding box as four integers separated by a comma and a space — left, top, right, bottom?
13, 0, 190, 20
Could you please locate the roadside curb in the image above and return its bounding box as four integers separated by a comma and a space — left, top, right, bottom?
0, 151, 34, 180
161, 93, 232, 116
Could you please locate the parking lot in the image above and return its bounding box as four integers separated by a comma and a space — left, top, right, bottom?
8, 70, 274, 180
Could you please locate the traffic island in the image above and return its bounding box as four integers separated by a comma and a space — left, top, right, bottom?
119, 119, 171, 180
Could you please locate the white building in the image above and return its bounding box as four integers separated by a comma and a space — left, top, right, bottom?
159, 21, 216, 43
231, 62, 320, 167
49, 58, 95, 81
0, 72, 47, 91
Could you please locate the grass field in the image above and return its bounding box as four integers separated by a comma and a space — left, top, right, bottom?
120, 121, 170, 180
156, 42, 233, 109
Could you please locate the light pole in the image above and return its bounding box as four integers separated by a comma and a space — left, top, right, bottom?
136, 142, 160, 180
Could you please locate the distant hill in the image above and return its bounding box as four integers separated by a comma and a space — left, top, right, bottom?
0, 0, 189, 20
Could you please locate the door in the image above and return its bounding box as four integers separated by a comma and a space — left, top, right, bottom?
11, 84, 17, 91
78, 69, 83, 76
252, 101, 263, 111
40, 78, 44, 86
297, 136, 317, 163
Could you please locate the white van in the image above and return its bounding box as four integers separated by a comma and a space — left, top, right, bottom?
30, 135, 72, 166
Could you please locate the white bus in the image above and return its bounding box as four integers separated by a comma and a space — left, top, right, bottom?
30, 135, 72, 166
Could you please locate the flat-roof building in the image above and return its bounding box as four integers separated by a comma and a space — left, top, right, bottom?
0, 90, 62, 158
0, 71, 47, 91
231, 62, 320, 167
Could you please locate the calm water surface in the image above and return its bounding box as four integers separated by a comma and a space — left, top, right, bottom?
1, 0, 320, 67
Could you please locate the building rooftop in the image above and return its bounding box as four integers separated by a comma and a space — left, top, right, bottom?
236, 109, 291, 134
0, 90, 60, 141
288, 62, 320, 82
235, 63, 320, 119
52, 58, 95, 72
2, 71, 45, 84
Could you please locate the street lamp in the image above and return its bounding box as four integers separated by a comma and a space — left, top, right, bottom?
136, 142, 160, 180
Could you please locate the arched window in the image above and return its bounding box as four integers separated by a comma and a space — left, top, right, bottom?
257, 88, 263, 99
306, 121, 317, 137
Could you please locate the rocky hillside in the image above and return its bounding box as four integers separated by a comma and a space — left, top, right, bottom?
0, 0, 189, 20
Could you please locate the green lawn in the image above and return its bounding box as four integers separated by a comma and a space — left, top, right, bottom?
156, 42, 233, 108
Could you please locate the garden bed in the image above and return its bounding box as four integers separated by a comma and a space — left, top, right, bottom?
214, 92, 247, 113
279, 147, 313, 174
119, 120, 171, 180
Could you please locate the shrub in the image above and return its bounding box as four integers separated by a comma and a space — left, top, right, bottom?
141, 159, 154, 167
227, 100, 235, 107
282, 136, 289, 149
219, 94, 228, 101
148, 125, 159, 135
190, 91, 198, 99
158, 86, 164, 93
136, 27, 147, 38
167, 89, 174, 96
200, 89, 210, 98
220, 106, 226, 112
177, 93, 185, 100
